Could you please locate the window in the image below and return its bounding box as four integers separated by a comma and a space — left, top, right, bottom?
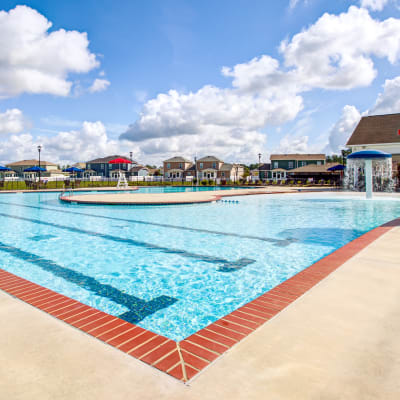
211, 172, 214, 178
221, 172, 225, 177
87, 164, 91, 169
288, 161, 293, 169
167, 163, 170, 169
317, 161, 321, 165
101, 164, 104, 170
200, 162, 203, 169
274, 162, 278, 169
212, 162, 216, 169
179, 163, 182, 168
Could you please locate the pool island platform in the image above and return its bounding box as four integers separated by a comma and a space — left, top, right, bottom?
59, 186, 324, 205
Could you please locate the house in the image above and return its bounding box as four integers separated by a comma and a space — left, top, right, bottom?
267, 154, 326, 182
250, 163, 271, 181
270, 154, 326, 170
130, 165, 150, 177
195, 156, 244, 182
287, 163, 341, 183
85, 155, 137, 177
346, 113, 400, 171
6, 159, 60, 178
163, 157, 193, 180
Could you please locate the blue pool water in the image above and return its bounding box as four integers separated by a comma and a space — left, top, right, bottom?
0, 190, 399, 341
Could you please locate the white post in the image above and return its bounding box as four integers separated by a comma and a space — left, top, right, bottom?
365, 159, 373, 199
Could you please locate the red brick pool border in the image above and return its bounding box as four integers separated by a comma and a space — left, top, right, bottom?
1, 217, 399, 383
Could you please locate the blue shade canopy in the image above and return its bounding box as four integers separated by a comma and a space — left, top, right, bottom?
63, 167, 83, 172
24, 166, 46, 172
347, 150, 392, 159
0, 166, 11, 171
328, 164, 345, 171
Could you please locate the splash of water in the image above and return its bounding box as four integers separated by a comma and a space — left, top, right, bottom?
344, 158, 394, 192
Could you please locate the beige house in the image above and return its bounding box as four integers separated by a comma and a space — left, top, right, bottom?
6, 159, 60, 178
163, 157, 193, 180
346, 113, 400, 170
196, 156, 244, 182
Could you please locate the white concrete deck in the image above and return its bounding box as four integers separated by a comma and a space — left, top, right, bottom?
1, 226, 399, 399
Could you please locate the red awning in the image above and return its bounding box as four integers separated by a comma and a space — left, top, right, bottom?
108, 158, 132, 164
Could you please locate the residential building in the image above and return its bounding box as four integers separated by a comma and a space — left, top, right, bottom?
85, 155, 137, 177
346, 113, 400, 170
251, 163, 271, 181
6, 159, 59, 178
195, 156, 244, 182
270, 154, 326, 170
163, 157, 193, 180
287, 163, 341, 183
130, 165, 150, 177
267, 154, 326, 182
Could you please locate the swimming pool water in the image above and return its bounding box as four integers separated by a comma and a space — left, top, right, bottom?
0, 190, 399, 340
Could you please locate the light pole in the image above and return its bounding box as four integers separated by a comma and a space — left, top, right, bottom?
37, 145, 42, 183
258, 153, 261, 183
194, 156, 197, 186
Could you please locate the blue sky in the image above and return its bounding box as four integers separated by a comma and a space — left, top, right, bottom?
0, 0, 400, 165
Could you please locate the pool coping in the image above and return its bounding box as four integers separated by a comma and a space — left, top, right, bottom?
1, 216, 399, 383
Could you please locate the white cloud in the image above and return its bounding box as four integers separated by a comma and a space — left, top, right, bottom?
89, 78, 110, 93
0, 121, 130, 165
288, 0, 310, 10
360, 0, 389, 11
280, 6, 400, 90
0, 5, 99, 98
369, 76, 400, 114
326, 105, 361, 153
274, 135, 311, 154
0, 108, 26, 134
120, 6, 400, 162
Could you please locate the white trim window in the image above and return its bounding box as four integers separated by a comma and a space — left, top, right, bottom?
274, 162, 278, 169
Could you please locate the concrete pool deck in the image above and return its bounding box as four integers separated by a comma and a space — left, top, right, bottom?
1, 222, 399, 399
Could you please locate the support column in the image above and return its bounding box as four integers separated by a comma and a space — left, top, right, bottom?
365, 159, 373, 199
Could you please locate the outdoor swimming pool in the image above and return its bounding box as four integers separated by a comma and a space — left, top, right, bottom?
0, 190, 399, 341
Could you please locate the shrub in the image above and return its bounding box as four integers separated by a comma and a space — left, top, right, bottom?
201, 179, 208, 185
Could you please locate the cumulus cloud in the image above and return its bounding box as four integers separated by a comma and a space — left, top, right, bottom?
120, 6, 400, 161
273, 135, 311, 154
0, 121, 129, 165
360, 0, 389, 11
369, 76, 400, 114
89, 78, 110, 93
326, 106, 361, 153
280, 6, 400, 90
0, 5, 99, 97
0, 108, 26, 134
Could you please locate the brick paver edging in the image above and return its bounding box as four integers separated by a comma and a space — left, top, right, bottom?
1, 217, 398, 383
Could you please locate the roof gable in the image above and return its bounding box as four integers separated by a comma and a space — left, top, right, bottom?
87, 155, 135, 164
197, 155, 222, 162
347, 113, 400, 146
6, 159, 57, 166
163, 156, 192, 163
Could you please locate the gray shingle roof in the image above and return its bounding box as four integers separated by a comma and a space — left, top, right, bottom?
163, 156, 192, 163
